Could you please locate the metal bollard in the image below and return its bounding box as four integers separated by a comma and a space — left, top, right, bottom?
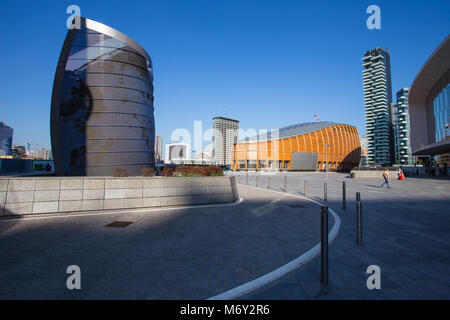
284, 175, 287, 192
268, 176, 271, 189
246, 172, 249, 185
357, 201, 363, 245
321, 205, 329, 285
342, 181, 346, 210
304, 180, 307, 196
356, 192, 362, 245
256, 175, 258, 187
324, 182, 327, 202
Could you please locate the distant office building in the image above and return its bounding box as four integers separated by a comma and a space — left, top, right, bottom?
362, 47, 393, 165
393, 88, 413, 165
360, 134, 368, 167
0, 122, 13, 156
233, 122, 360, 171
51, 17, 155, 176
11, 145, 27, 158
409, 35, 450, 166
165, 142, 189, 163
155, 136, 163, 162
27, 148, 53, 160
213, 117, 239, 166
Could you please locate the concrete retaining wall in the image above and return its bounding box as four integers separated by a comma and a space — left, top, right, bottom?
351, 169, 399, 178
0, 176, 239, 216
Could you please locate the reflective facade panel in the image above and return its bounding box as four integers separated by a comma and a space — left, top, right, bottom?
51, 17, 155, 176
0, 122, 13, 156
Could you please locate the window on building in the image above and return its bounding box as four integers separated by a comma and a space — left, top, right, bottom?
258, 160, 266, 170
247, 160, 257, 169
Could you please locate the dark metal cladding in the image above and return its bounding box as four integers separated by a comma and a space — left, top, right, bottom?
51, 17, 155, 176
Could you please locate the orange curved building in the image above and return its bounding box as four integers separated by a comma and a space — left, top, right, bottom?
232, 122, 361, 171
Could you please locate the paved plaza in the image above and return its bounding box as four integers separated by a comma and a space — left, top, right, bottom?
0, 186, 325, 299
231, 171, 450, 299
0, 172, 449, 299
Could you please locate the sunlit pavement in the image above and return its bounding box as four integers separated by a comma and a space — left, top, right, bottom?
230, 171, 450, 299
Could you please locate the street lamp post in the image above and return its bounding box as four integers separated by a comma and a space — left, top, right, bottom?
324, 143, 330, 180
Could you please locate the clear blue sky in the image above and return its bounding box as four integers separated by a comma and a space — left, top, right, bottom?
0, 0, 449, 152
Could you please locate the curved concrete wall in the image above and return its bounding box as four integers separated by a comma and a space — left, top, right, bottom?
51, 17, 155, 176
0, 176, 238, 216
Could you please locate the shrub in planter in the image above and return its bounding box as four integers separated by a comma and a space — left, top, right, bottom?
141, 167, 155, 177
112, 167, 128, 177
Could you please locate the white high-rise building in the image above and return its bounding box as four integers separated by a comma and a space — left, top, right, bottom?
213, 117, 239, 166
362, 47, 393, 165
164, 142, 189, 164
154, 136, 163, 162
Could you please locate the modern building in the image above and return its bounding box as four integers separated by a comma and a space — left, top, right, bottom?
50, 17, 155, 176
392, 88, 413, 165
409, 35, 450, 166
213, 117, 239, 166
165, 142, 189, 164
27, 148, 53, 160
155, 136, 163, 163
360, 134, 368, 167
232, 122, 361, 171
362, 47, 393, 165
11, 145, 27, 158
0, 122, 13, 156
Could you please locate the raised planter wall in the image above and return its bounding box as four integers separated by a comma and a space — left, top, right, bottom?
351, 169, 399, 178
0, 176, 238, 216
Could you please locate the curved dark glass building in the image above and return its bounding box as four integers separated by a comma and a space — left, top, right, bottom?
409, 35, 450, 161
51, 17, 155, 176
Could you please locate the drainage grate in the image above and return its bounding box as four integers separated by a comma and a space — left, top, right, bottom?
105, 221, 134, 228
289, 204, 305, 208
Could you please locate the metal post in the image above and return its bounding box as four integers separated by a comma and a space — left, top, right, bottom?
321, 205, 329, 285
268, 176, 271, 189
246, 172, 248, 185
304, 180, 307, 196
324, 182, 327, 202
342, 181, 346, 210
357, 202, 363, 245
256, 175, 258, 187
356, 192, 362, 245
284, 175, 287, 192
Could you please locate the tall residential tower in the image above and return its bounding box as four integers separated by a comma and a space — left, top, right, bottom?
362, 47, 393, 165
393, 88, 413, 165
213, 117, 239, 166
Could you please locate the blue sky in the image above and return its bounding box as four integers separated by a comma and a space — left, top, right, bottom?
0, 0, 449, 152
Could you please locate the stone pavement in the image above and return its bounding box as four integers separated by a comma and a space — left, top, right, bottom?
230, 171, 450, 299
0, 185, 327, 299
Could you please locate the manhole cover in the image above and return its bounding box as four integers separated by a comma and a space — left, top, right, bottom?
105, 221, 134, 228
289, 204, 305, 208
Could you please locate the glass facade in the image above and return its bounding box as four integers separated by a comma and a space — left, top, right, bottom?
0, 123, 13, 156
51, 18, 155, 176
433, 83, 450, 143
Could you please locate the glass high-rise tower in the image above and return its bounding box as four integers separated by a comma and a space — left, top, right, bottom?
362, 47, 393, 165
393, 88, 413, 165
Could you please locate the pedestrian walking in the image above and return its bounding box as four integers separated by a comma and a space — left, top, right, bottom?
380, 168, 391, 188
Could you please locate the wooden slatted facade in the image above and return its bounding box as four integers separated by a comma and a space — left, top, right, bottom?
232, 123, 361, 171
